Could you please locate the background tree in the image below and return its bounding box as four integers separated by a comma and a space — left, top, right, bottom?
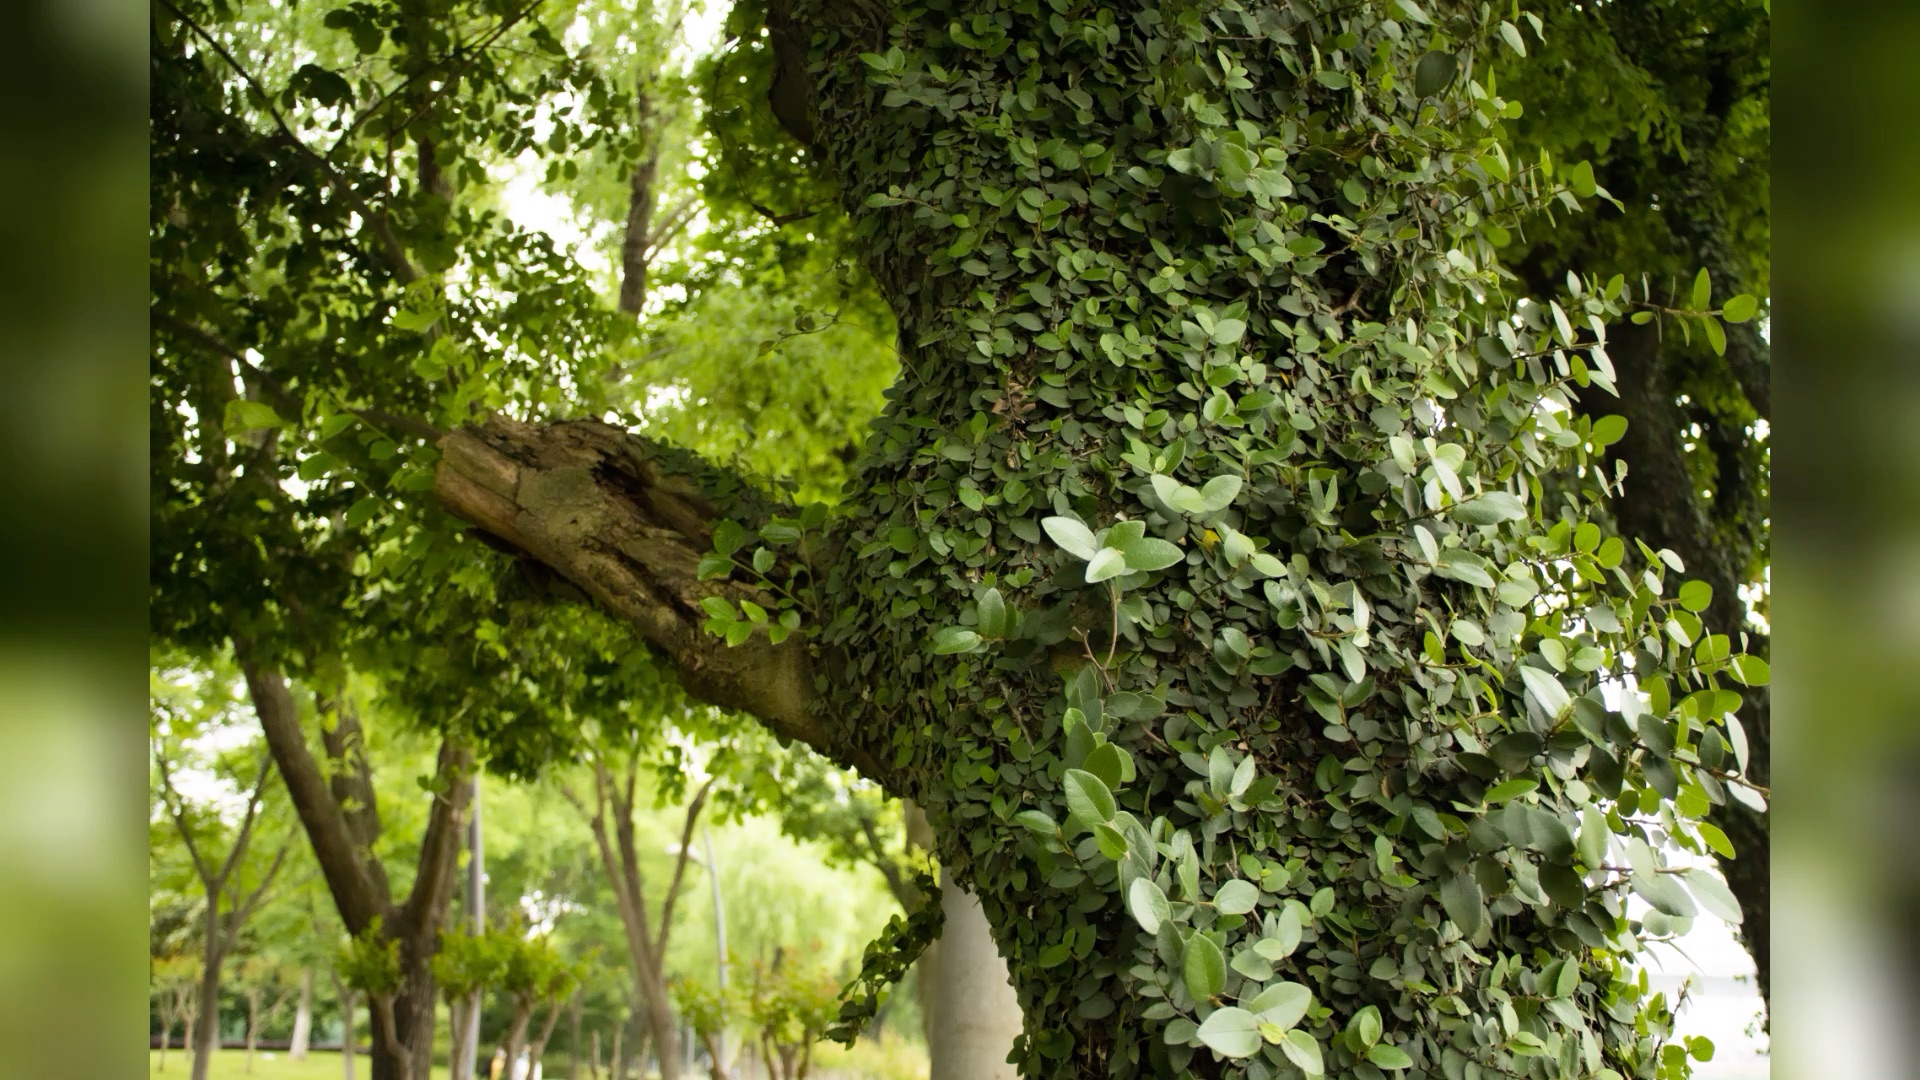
233, 950, 304, 1073
152, 664, 297, 1080
152, 954, 202, 1071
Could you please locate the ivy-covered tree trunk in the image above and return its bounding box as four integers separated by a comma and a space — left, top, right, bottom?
437, 2, 1763, 1077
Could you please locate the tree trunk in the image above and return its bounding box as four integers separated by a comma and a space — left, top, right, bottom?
291, 968, 314, 1060
336, 976, 357, 1080
608, 1021, 622, 1080
448, 995, 475, 1080
500, 1005, 534, 1080
527, 997, 567, 1077
246, 987, 261, 1072
191, 911, 223, 1080
927, 877, 1022, 1080
157, 1003, 174, 1070
245, 658, 471, 1080
567, 989, 584, 1080
429, 4, 1740, 1076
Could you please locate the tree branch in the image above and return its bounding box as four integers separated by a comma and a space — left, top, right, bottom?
400, 738, 475, 931
152, 737, 216, 886
431, 417, 880, 778
239, 650, 387, 933
655, 777, 716, 958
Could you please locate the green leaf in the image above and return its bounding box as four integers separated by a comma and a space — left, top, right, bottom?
1690, 268, 1712, 311
1085, 547, 1128, 583
1199, 475, 1244, 513
1014, 809, 1058, 835
1413, 51, 1457, 97
1117, 536, 1184, 572
1632, 871, 1698, 917
1678, 580, 1713, 612
1704, 315, 1727, 356
1498, 20, 1526, 56
1368, 1044, 1414, 1069
1485, 778, 1538, 804
1084, 742, 1126, 791
1128, 877, 1170, 934
1182, 932, 1226, 1002
1721, 293, 1760, 323
1248, 981, 1311, 1030
1453, 491, 1526, 526
1195, 1007, 1262, 1058
931, 627, 983, 655
1094, 821, 1129, 860
1436, 550, 1495, 589
1591, 414, 1629, 447
1063, 768, 1117, 828
223, 399, 286, 434
1679, 869, 1743, 924
1255, 902, 1303, 960
1439, 873, 1484, 935
1211, 317, 1248, 346
1567, 159, 1597, 199
1351, 1004, 1382, 1047
1579, 806, 1609, 868
1042, 516, 1100, 560
1151, 474, 1209, 515
1729, 654, 1770, 686
1213, 879, 1259, 916
1519, 665, 1572, 718
1281, 1029, 1324, 1076
978, 587, 1008, 638
1215, 144, 1256, 185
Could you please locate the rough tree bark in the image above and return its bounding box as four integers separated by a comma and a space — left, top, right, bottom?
244, 658, 474, 1080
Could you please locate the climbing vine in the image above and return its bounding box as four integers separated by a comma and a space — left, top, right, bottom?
683, 0, 1773, 1077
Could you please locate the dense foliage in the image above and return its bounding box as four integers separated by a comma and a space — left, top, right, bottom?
676, 1, 1772, 1077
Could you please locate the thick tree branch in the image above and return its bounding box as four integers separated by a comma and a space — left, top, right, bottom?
432, 417, 880, 778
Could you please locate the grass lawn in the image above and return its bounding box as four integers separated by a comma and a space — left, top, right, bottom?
150, 1048, 452, 1080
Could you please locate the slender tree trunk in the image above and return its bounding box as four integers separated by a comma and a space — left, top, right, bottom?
191, 911, 223, 1080
528, 996, 567, 1075
336, 978, 357, 1080
447, 995, 474, 1080
500, 1005, 534, 1080
182, 1002, 200, 1075
589, 1029, 601, 1080
567, 988, 584, 1080
291, 969, 314, 1060
246, 988, 261, 1072
609, 1019, 623, 1080
157, 1003, 173, 1070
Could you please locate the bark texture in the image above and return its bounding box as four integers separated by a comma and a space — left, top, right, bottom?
435, 421, 838, 754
